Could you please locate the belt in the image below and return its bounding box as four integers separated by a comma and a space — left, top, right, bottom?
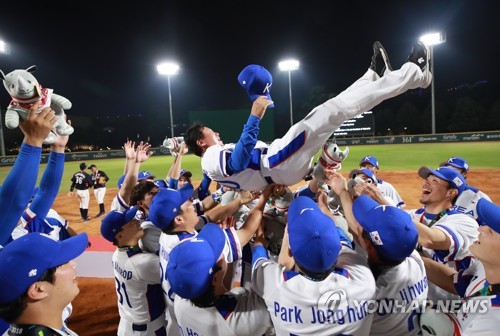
264, 176, 275, 184
132, 323, 147, 332
261, 148, 276, 185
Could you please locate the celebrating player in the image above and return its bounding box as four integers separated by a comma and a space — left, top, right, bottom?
252, 196, 376, 335
185, 41, 432, 191
439, 156, 492, 220
100, 207, 167, 336
0, 232, 88, 335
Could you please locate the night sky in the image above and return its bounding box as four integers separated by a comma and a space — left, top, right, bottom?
0, 1, 498, 146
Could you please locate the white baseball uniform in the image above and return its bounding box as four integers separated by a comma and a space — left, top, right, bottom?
76, 189, 90, 208
453, 260, 500, 335
453, 187, 491, 220
252, 243, 376, 335
202, 63, 430, 191
159, 227, 243, 336
173, 287, 273, 336
408, 208, 478, 301
112, 247, 167, 336
370, 250, 428, 336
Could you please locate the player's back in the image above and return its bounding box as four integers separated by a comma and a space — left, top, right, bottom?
253, 245, 376, 336
174, 288, 273, 336
371, 250, 427, 336
112, 249, 165, 324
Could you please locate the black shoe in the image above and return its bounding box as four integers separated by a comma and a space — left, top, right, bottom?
95, 212, 105, 218
370, 41, 393, 77
407, 41, 430, 72
81, 218, 91, 223
407, 41, 432, 87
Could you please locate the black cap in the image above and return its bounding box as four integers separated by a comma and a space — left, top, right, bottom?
88, 164, 96, 169
80, 162, 87, 170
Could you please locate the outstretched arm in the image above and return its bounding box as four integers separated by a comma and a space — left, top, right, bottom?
0, 104, 56, 245
236, 186, 273, 246
29, 120, 71, 218
119, 141, 153, 204
227, 96, 273, 173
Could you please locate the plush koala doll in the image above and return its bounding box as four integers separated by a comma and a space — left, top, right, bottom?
0, 65, 74, 144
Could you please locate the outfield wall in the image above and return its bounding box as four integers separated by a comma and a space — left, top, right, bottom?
1, 130, 499, 167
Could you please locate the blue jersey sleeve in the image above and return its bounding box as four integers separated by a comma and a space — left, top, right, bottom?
29, 151, 65, 219
0, 143, 42, 246
227, 115, 261, 173
168, 178, 179, 190
196, 173, 212, 200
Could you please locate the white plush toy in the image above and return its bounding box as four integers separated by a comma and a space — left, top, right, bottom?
0, 65, 74, 144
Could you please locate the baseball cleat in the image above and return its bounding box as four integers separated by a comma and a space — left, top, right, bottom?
370, 41, 393, 77
312, 142, 349, 181
407, 41, 433, 88
81, 218, 91, 223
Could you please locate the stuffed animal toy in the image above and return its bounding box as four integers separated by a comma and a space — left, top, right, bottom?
0, 65, 74, 144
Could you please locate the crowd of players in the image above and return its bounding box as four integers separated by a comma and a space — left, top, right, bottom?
0, 40, 499, 336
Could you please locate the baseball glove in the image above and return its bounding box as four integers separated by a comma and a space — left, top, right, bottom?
99, 177, 106, 184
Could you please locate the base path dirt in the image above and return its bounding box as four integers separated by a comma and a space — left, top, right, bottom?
51, 170, 499, 335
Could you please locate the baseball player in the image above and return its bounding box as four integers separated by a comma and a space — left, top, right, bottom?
439, 156, 492, 220
252, 196, 376, 335
0, 102, 56, 247
185, 40, 432, 191
327, 169, 427, 335
359, 155, 406, 208
0, 232, 88, 336
420, 198, 500, 335
69, 162, 93, 222
88, 163, 109, 217
408, 166, 479, 302
100, 208, 167, 336
151, 185, 269, 335
166, 225, 273, 336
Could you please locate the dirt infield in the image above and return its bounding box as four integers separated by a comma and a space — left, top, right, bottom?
51, 170, 499, 336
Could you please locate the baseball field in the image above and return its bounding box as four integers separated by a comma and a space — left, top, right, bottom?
1, 141, 499, 335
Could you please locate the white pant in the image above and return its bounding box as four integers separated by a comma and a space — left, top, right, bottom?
93, 187, 106, 204
262, 63, 430, 187
76, 189, 90, 208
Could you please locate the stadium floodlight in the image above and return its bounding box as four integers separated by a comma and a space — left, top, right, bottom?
157, 62, 180, 137
279, 59, 300, 127
420, 32, 446, 134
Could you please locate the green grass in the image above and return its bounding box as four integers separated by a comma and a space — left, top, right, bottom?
1, 142, 499, 193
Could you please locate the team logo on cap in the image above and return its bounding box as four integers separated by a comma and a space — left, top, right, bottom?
263, 82, 272, 93
28, 269, 37, 277
369, 231, 383, 245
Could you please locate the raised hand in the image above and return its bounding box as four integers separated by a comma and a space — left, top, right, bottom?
324, 169, 348, 196
136, 142, 153, 163
19, 102, 57, 146
124, 140, 136, 160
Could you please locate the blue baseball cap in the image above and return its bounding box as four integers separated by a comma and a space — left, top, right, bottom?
350, 168, 377, 184
440, 157, 469, 172
477, 198, 500, 233
148, 183, 194, 230
287, 196, 341, 273
0, 232, 88, 304
138, 171, 155, 180
117, 174, 126, 189
418, 166, 466, 194
359, 156, 379, 169
238, 64, 274, 108
154, 179, 167, 188
167, 223, 226, 299
353, 195, 418, 261
100, 206, 141, 242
